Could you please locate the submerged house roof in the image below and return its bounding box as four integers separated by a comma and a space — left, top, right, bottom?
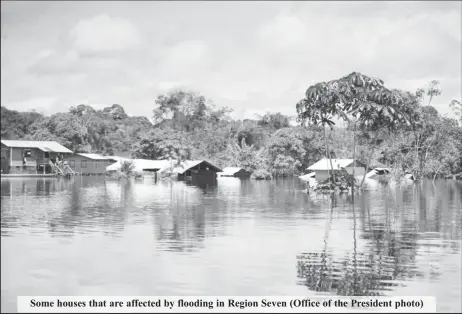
222, 167, 246, 174
105, 158, 170, 172
298, 172, 316, 181
218, 167, 251, 176
1, 140, 73, 153
365, 168, 391, 179
76, 153, 117, 161
307, 158, 366, 171
106, 158, 222, 174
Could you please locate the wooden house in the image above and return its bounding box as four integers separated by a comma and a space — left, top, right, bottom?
218, 167, 251, 178
161, 160, 222, 184
306, 158, 366, 182
1, 140, 73, 175
67, 153, 118, 175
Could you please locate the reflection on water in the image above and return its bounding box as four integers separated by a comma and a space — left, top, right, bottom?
1, 177, 461, 312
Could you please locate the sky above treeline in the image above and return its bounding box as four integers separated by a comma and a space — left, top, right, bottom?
1, 1, 461, 120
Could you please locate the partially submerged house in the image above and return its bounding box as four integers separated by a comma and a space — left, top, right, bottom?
306, 158, 366, 182
298, 172, 315, 181
1, 140, 73, 175
218, 167, 251, 178
160, 160, 222, 183
365, 168, 391, 180
106, 158, 170, 174
105, 158, 222, 183
67, 153, 117, 175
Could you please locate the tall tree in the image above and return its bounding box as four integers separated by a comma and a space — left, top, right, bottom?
298, 72, 406, 188
449, 99, 462, 126
131, 129, 192, 162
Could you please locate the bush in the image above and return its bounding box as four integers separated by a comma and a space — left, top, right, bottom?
107, 171, 129, 180
251, 169, 272, 180
312, 168, 358, 193
120, 160, 135, 176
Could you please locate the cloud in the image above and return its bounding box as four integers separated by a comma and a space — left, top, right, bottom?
1, 1, 460, 120
4, 96, 59, 114
256, 9, 308, 52
70, 14, 140, 54
371, 18, 461, 80
158, 40, 213, 77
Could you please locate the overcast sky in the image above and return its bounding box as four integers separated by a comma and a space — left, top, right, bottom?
1, 1, 461, 120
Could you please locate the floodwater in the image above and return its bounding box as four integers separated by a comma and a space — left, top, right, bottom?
1, 177, 461, 312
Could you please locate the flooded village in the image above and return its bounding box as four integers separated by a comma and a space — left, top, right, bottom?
1, 1, 462, 313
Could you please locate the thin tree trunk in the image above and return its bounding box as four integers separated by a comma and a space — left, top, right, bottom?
433, 165, 443, 182
360, 161, 369, 188
352, 123, 356, 194
414, 131, 420, 180
327, 127, 336, 183
323, 126, 332, 184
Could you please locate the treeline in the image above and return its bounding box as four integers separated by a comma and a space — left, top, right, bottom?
1, 74, 461, 179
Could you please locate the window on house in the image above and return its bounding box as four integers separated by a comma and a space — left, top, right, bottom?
24, 149, 32, 157
81, 160, 87, 168
44, 152, 50, 158
69, 160, 75, 168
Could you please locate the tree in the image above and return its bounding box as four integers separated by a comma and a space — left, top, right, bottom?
1, 106, 43, 140
102, 104, 128, 120
27, 113, 90, 152
225, 138, 266, 172
257, 112, 290, 130
266, 128, 305, 177
153, 90, 209, 132
449, 99, 462, 126
296, 83, 340, 183
297, 72, 406, 188
266, 127, 323, 177
132, 129, 192, 163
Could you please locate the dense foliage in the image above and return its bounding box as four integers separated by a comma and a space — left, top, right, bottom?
297, 73, 461, 182
1, 81, 461, 179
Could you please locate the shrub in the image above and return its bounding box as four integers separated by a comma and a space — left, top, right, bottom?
251, 169, 272, 180
107, 170, 129, 180
120, 160, 135, 176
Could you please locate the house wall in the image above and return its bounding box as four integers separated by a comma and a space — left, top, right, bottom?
191, 170, 218, 186
345, 166, 366, 177
67, 155, 114, 174
0, 144, 72, 174
315, 170, 330, 182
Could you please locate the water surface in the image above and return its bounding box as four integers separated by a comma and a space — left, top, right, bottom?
1, 177, 461, 312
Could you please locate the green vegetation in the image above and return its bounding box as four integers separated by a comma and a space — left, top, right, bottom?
251, 169, 273, 181
1, 77, 461, 181
108, 160, 140, 180
297, 73, 461, 184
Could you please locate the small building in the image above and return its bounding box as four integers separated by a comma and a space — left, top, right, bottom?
306, 158, 366, 182
218, 167, 251, 178
67, 153, 118, 175
161, 160, 222, 184
1, 140, 73, 175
